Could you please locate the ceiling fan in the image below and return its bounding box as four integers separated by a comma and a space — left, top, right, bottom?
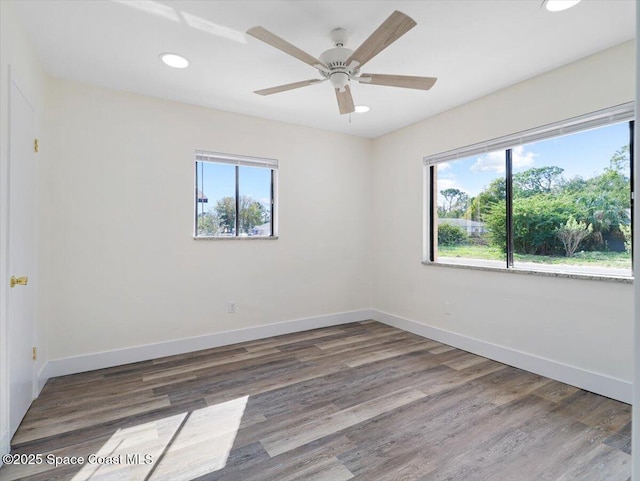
247, 11, 437, 115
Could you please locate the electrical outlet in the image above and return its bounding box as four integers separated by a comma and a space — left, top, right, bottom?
228, 302, 236, 314
444, 302, 451, 316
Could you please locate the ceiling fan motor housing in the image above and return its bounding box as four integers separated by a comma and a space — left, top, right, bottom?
319, 47, 358, 92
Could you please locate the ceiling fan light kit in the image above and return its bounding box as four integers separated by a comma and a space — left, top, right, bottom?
247, 11, 437, 115
319, 28, 355, 92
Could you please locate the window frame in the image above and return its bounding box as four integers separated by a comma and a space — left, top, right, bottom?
424, 103, 635, 279
194, 150, 278, 239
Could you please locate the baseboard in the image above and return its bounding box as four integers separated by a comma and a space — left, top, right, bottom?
40, 309, 375, 381
372, 309, 632, 404
36, 362, 48, 395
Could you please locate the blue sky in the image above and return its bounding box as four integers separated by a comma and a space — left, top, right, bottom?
196, 163, 271, 215
437, 121, 630, 203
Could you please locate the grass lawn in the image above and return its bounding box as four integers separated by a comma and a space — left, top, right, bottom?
438, 244, 631, 268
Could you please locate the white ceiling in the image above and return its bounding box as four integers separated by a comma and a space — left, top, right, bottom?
14, 0, 636, 138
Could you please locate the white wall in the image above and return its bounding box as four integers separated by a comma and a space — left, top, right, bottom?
41, 79, 372, 362
371, 41, 635, 393
0, 0, 47, 457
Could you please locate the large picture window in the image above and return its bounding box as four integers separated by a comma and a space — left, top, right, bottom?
195, 151, 278, 238
426, 105, 634, 278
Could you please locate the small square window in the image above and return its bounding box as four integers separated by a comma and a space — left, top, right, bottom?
195, 152, 277, 238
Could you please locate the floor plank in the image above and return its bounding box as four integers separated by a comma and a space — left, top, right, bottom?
0, 321, 631, 481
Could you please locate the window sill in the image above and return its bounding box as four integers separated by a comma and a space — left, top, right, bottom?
194, 236, 279, 241
422, 259, 633, 284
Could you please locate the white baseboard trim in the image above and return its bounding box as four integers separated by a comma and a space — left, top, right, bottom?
40, 309, 375, 381
36, 362, 48, 395
372, 309, 632, 404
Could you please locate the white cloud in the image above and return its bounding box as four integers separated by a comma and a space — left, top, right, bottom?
436, 178, 459, 192
512, 145, 536, 170
470, 146, 536, 173
436, 175, 467, 196
438, 162, 451, 171
471, 151, 505, 173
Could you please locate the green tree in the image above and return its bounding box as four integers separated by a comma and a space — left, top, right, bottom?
197, 212, 220, 236
439, 188, 469, 218
561, 175, 588, 195
215, 197, 236, 233
574, 168, 629, 247
215, 196, 269, 234
513, 166, 564, 197
485, 194, 578, 255
465, 143, 631, 256
467, 178, 505, 221
609, 145, 630, 173
577, 192, 626, 246
239, 196, 269, 234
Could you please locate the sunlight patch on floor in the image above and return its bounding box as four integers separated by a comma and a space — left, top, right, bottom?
71, 396, 248, 481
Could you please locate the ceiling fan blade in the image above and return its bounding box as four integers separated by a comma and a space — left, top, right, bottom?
255, 79, 324, 96
335, 85, 355, 115
346, 11, 416, 69
358, 74, 437, 90
247, 26, 327, 69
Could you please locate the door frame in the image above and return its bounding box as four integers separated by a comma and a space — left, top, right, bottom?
0, 65, 14, 459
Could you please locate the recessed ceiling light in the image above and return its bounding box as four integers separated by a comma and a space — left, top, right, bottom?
159, 53, 189, 69
541, 0, 581, 12
354, 105, 370, 113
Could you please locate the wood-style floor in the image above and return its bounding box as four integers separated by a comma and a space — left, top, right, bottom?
0, 321, 631, 481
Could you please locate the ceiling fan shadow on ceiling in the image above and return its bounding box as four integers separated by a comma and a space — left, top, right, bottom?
247, 10, 437, 115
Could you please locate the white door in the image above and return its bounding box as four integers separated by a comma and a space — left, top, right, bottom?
8, 77, 37, 439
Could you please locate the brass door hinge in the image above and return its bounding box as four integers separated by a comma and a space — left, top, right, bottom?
34, 139, 39, 153
10, 276, 28, 288
32, 347, 37, 361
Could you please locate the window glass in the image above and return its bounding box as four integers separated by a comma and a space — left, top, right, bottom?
197, 162, 236, 236
428, 120, 632, 278
195, 159, 276, 238
512, 123, 631, 276
238, 166, 271, 237
435, 152, 506, 267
